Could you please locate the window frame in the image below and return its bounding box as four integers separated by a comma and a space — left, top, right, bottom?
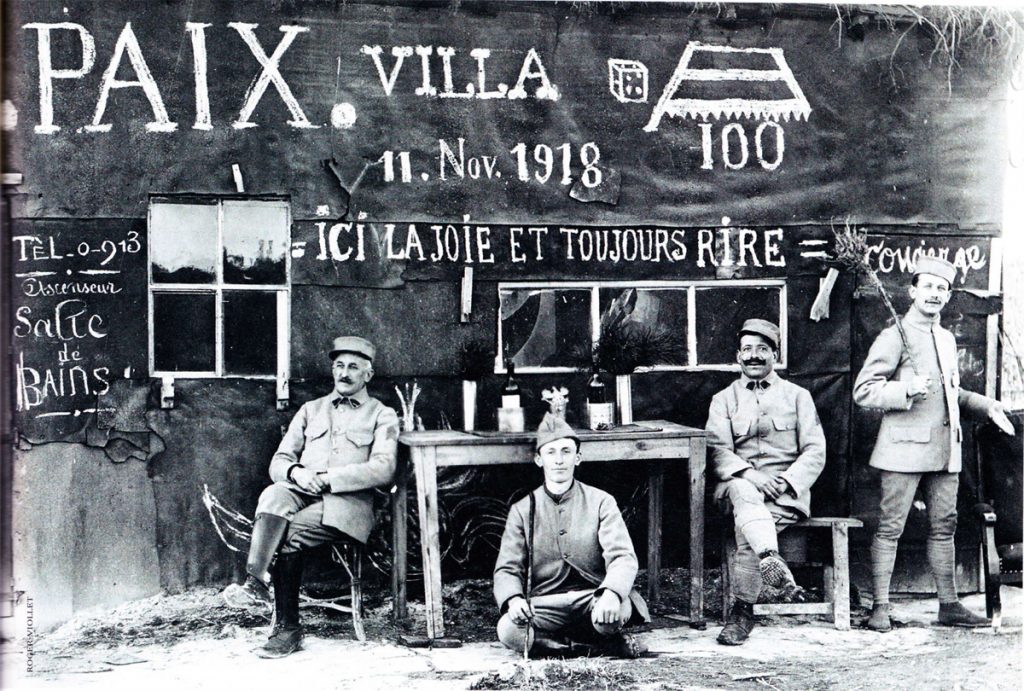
147, 195, 292, 380
495, 279, 788, 374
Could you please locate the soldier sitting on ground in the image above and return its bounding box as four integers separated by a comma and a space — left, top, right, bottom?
493, 415, 649, 659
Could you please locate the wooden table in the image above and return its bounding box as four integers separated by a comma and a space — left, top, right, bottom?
391, 420, 707, 639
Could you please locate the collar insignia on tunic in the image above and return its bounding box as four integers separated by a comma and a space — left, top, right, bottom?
745, 380, 771, 391
332, 396, 362, 409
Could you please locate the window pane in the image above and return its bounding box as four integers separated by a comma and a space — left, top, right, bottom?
598, 288, 688, 366
151, 202, 218, 283
153, 292, 215, 372
223, 290, 277, 375
695, 286, 781, 364
499, 288, 591, 368
222, 201, 288, 285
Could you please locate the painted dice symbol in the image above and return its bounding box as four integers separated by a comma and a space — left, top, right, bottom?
608, 59, 649, 103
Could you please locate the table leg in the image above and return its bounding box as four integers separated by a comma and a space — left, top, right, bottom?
391, 454, 408, 621
647, 463, 664, 604
413, 447, 445, 639
689, 437, 706, 628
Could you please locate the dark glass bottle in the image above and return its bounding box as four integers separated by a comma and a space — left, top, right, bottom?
587, 364, 606, 404
501, 359, 521, 408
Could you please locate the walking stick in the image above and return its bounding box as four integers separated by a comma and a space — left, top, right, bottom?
523, 490, 536, 660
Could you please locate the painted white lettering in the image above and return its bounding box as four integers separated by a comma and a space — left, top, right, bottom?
87, 22, 177, 132
231, 24, 317, 129
362, 44, 415, 97
470, 48, 508, 99
507, 48, 559, 101
186, 23, 213, 130
23, 22, 95, 134
764, 228, 785, 266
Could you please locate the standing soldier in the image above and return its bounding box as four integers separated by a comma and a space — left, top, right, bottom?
706, 319, 826, 646
221, 336, 400, 657
854, 256, 1014, 632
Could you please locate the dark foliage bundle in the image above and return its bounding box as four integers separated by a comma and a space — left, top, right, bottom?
459, 340, 494, 381
594, 321, 685, 375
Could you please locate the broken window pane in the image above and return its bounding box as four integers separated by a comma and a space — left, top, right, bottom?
695, 286, 781, 364
499, 288, 591, 368
222, 201, 288, 285
153, 292, 215, 372
150, 202, 218, 284
598, 288, 688, 366
223, 290, 278, 375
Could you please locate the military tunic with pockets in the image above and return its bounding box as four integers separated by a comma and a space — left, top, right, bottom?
262, 387, 400, 544
706, 371, 826, 517
853, 307, 993, 474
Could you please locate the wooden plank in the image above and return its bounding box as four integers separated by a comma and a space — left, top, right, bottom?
433, 437, 690, 466
753, 603, 832, 615
413, 447, 446, 638
795, 517, 864, 528
647, 463, 664, 604
399, 420, 703, 447
391, 454, 409, 622
689, 435, 706, 627
831, 523, 851, 631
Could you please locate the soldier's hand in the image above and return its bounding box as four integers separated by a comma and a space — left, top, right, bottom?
989, 403, 1016, 436
292, 467, 326, 493
591, 590, 622, 626
507, 596, 533, 625
762, 477, 789, 501
740, 468, 774, 495
907, 376, 931, 401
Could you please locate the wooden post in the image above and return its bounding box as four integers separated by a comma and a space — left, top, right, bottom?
647, 463, 664, 604
391, 454, 409, 621
831, 522, 851, 631
689, 435, 706, 628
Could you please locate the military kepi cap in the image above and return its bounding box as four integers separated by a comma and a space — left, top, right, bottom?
738, 318, 781, 350
535, 413, 580, 451
329, 336, 376, 362
914, 256, 956, 285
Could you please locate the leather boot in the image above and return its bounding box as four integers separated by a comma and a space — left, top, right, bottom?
597, 632, 648, 659
937, 601, 989, 628
258, 551, 304, 658
530, 634, 593, 659
866, 603, 891, 632
717, 600, 757, 646
223, 514, 288, 609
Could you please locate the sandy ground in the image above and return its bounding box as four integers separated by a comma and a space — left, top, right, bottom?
2, 587, 1021, 691
2, 589, 1024, 691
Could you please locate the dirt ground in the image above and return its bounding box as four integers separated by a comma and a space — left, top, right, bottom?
2, 571, 1021, 690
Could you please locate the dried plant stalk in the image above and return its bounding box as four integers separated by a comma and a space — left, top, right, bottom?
831, 219, 920, 375
395, 381, 422, 432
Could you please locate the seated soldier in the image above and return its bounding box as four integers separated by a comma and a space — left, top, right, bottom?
493, 415, 650, 658
221, 336, 399, 658
706, 319, 826, 645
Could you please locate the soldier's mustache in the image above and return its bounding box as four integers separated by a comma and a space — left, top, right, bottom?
742, 358, 767, 366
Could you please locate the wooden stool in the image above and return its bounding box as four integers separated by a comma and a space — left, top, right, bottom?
299, 541, 366, 641
721, 517, 863, 631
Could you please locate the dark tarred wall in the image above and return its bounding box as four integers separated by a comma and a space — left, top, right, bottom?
4, 0, 1014, 628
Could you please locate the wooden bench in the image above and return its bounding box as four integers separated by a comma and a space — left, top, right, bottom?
721, 517, 864, 631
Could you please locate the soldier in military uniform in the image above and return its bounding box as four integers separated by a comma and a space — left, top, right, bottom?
706, 319, 826, 645
222, 336, 400, 658
854, 256, 1014, 632
493, 416, 650, 658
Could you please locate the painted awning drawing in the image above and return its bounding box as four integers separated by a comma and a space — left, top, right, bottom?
644, 42, 812, 131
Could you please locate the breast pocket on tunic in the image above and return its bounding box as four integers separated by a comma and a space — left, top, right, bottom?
889, 426, 931, 443
345, 429, 374, 448
304, 421, 329, 443
770, 414, 799, 453
731, 416, 753, 441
